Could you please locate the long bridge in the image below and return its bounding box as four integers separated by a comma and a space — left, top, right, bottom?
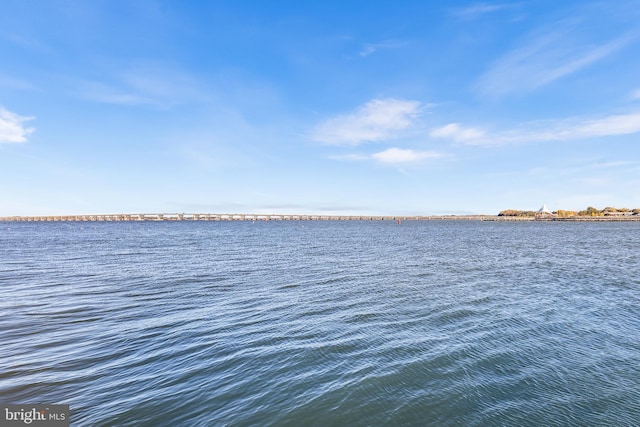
2, 213, 639, 222
0, 213, 519, 222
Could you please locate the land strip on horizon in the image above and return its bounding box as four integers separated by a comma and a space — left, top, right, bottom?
2, 213, 640, 222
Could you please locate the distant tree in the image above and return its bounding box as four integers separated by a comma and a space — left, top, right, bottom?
498, 209, 520, 216
498, 209, 536, 217
578, 206, 602, 216
587, 206, 600, 215
556, 210, 577, 217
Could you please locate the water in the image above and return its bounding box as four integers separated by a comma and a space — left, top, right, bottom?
1, 220, 639, 426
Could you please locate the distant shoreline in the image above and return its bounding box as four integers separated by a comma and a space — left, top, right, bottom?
2, 214, 640, 222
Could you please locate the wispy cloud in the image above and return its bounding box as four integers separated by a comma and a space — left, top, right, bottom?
79, 81, 153, 105
0, 75, 38, 91
78, 63, 206, 107
431, 111, 640, 145
359, 40, 406, 57
430, 123, 485, 142
312, 98, 422, 145
328, 153, 370, 162
560, 112, 640, 139
632, 88, 640, 100
4, 33, 54, 54
330, 148, 444, 164
476, 24, 637, 97
371, 148, 443, 164
524, 160, 639, 179
0, 107, 35, 143
452, 3, 520, 20
564, 160, 639, 176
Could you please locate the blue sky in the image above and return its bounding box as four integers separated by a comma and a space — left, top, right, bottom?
2, 1, 640, 216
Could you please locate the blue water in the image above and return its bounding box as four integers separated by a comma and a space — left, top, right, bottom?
1, 220, 639, 426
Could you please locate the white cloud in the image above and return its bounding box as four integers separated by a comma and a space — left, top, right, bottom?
80, 81, 153, 105
78, 63, 205, 107
526, 160, 639, 178
430, 123, 485, 142
477, 25, 636, 97
566, 112, 640, 139
0, 75, 37, 91
0, 107, 35, 143
5, 33, 53, 54
371, 148, 443, 164
359, 45, 378, 57
632, 88, 640, 100
431, 112, 640, 146
312, 98, 422, 145
359, 40, 406, 57
452, 3, 519, 19
329, 148, 444, 164
328, 153, 370, 162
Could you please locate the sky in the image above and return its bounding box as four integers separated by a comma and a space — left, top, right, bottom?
1, 0, 640, 216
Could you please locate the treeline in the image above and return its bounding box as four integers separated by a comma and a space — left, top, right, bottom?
499, 206, 640, 217
497, 209, 537, 217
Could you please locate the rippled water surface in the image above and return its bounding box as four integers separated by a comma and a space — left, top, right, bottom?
1, 220, 639, 426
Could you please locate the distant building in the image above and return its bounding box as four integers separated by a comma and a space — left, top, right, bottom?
536, 204, 555, 218
603, 210, 629, 217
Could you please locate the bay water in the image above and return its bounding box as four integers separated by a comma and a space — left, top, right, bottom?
1, 220, 639, 426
